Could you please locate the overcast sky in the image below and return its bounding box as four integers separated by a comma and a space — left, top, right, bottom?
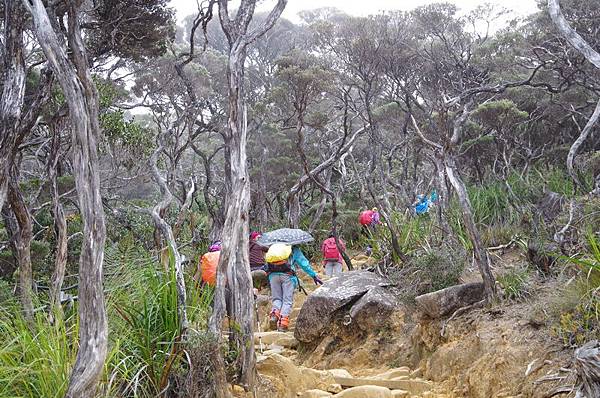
169, 0, 541, 24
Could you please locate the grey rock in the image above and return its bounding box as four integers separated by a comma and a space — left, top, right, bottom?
294, 270, 392, 343
349, 286, 399, 331
415, 282, 485, 318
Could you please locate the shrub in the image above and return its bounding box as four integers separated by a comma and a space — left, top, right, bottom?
388, 245, 466, 303
497, 267, 531, 301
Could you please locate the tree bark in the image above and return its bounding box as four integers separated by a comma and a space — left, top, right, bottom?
208, 1, 287, 393
566, 98, 600, 192
7, 176, 34, 322
24, 1, 108, 396
548, 0, 600, 192
0, 0, 26, 213
547, 0, 600, 70
149, 133, 189, 330
48, 129, 68, 314
445, 156, 497, 301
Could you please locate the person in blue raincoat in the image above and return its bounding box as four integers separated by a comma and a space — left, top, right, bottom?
414, 191, 438, 215
266, 245, 323, 331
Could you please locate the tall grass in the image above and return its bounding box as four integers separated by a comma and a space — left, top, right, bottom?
0, 304, 76, 398
0, 242, 213, 398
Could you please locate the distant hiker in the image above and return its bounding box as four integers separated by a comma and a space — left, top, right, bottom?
414, 191, 437, 215
194, 240, 221, 287
266, 243, 323, 331
359, 207, 381, 228
321, 234, 346, 277
248, 231, 268, 290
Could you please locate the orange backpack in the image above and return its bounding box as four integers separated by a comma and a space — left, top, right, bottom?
200, 251, 220, 286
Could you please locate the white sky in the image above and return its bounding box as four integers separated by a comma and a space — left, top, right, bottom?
169, 0, 541, 24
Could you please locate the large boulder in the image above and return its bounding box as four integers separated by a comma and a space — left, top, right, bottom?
294, 270, 392, 343
415, 282, 484, 319
349, 287, 399, 331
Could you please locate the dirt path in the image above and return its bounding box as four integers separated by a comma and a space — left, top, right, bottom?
241, 276, 452, 398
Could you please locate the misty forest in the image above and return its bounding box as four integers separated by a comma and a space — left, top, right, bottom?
0, 0, 599, 397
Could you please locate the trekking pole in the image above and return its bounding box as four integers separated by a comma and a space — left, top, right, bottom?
297, 279, 309, 296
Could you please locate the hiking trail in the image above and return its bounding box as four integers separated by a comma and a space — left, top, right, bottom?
235, 272, 452, 398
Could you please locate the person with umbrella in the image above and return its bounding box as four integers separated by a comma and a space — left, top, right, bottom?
259, 228, 323, 331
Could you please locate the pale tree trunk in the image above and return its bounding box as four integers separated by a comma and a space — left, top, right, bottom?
7, 175, 34, 322
48, 129, 68, 314
286, 124, 367, 228
208, 0, 287, 394
566, 99, 600, 192
445, 156, 497, 300
412, 113, 496, 302
0, 0, 26, 213
308, 169, 332, 232
149, 134, 188, 330
548, 0, 600, 192
24, 1, 108, 396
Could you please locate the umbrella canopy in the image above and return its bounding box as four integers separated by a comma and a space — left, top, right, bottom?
257, 228, 314, 247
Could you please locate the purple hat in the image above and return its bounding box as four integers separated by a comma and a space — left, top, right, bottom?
209, 240, 222, 252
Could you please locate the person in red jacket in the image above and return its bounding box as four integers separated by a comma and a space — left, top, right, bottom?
321, 234, 346, 277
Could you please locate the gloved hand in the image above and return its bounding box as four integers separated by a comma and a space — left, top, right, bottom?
313, 276, 323, 286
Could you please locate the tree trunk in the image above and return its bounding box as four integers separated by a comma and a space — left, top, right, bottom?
149, 134, 189, 330
308, 169, 332, 232
25, 1, 108, 396
209, 46, 255, 390
548, 0, 600, 192
0, 0, 26, 213
566, 99, 600, 192
48, 129, 68, 314
7, 178, 34, 322
208, 2, 288, 393
444, 156, 497, 301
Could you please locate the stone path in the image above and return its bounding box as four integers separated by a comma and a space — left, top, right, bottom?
250, 278, 451, 398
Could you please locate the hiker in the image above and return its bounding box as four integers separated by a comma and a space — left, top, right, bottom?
193, 240, 221, 287
321, 234, 346, 277
266, 243, 323, 331
359, 207, 381, 228
249, 231, 268, 290
414, 191, 437, 215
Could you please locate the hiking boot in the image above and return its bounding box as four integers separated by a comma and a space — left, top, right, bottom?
278, 316, 289, 332
269, 309, 280, 331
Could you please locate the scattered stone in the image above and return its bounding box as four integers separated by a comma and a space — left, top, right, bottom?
327, 383, 343, 394
390, 390, 409, 398
415, 282, 485, 319
333, 385, 393, 398
410, 368, 423, 378
349, 287, 399, 331
295, 270, 392, 343
332, 376, 432, 394
328, 369, 354, 379
373, 367, 411, 380
299, 390, 333, 398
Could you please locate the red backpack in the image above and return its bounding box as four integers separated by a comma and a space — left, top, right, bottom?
359, 210, 374, 225
323, 239, 340, 261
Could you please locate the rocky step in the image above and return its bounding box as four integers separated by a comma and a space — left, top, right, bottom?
331, 376, 432, 395
300, 385, 446, 398
254, 331, 298, 348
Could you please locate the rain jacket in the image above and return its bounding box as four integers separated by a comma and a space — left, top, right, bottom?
321, 237, 346, 264
268, 246, 316, 287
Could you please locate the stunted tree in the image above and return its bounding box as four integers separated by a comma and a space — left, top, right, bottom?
23, 0, 108, 396
548, 0, 600, 193
207, 0, 287, 394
